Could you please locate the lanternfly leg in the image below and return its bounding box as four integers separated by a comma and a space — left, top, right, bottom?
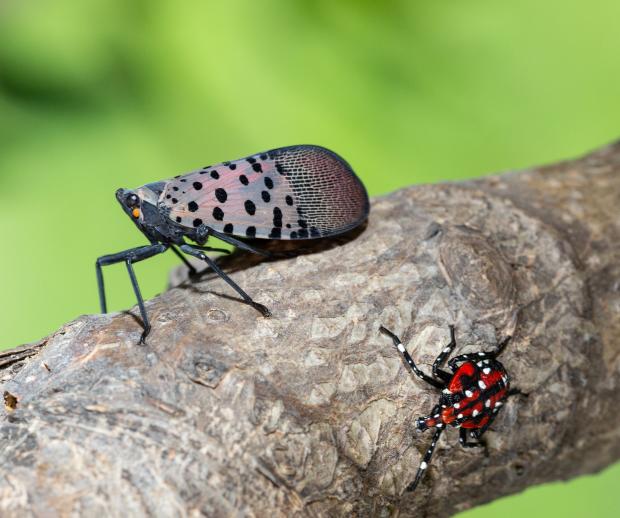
96, 243, 168, 343
492, 335, 512, 357
96, 244, 168, 313
170, 245, 198, 276
379, 326, 444, 389
432, 325, 457, 383
407, 427, 443, 492
179, 244, 271, 317
170, 245, 231, 277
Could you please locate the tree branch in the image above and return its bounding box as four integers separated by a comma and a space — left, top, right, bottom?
1, 142, 619, 517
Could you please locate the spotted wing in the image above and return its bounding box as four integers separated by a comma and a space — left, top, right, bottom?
161, 145, 369, 240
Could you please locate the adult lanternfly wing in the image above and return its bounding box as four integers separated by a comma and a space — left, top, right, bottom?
97, 144, 370, 344
162, 145, 369, 240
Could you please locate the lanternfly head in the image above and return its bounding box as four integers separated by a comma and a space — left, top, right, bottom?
116, 188, 143, 220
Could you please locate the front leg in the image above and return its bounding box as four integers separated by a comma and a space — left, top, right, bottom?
96, 243, 168, 343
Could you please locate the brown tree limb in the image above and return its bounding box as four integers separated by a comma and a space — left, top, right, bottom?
1, 142, 619, 517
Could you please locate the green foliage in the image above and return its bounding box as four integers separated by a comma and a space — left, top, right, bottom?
0, 1, 618, 515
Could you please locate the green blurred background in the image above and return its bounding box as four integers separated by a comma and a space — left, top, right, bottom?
1, 0, 618, 515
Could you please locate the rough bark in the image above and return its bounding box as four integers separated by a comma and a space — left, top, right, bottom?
1, 142, 619, 517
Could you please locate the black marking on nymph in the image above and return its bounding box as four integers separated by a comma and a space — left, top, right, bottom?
223, 223, 234, 233
246, 226, 256, 237
213, 207, 224, 221
215, 188, 228, 203
252, 163, 263, 173
239, 175, 249, 186
188, 201, 199, 212
210, 171, 220, 179
261, 191, 271, 203
269, 228, 281, 238
264, 177, 274, 189
273, 207, 283, 228
285, 195, 293, 206
193, 218, 203, 227
245, 200, 256, 215
193, 181, 203, 190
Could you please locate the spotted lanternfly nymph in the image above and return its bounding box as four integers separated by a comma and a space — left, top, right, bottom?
96, 145, 369, 343
379, 325, 523, 493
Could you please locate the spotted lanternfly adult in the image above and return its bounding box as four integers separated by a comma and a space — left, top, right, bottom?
379, 325, 523, 493
96, 145, 369, 343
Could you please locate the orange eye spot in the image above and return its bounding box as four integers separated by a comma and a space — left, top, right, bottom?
132, 208, 140, 218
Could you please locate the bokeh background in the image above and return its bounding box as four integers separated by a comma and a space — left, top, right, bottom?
1, 0, 619, 515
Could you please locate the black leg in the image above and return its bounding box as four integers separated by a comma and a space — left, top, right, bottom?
209, 228, 271, 257
96, 243, 168, 342
125, 259, 150, 344
432, 325, 456, 383
492, 335, 512, 358
170, 245, 198, 276
379, 326, 444, 389
508, 388, 528, 398
179, 244, 271, 317
406, 427, 443, 492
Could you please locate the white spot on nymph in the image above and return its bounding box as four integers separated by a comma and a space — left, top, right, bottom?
397, 344, 405, 353
443, 347, 451, 353
443, 388, 451, 394
478, 380, 487, 389
457, 413, 464, 419
493, 408, 499, 413
483, 359, 490, 364
477, 361, 483, 367
441, 404, 446, 408
420, 462, 428, 470
434, 414, 440, 419
495, 401, 503, 407
465, 390, 473, 397
483, 367, 491, 375
436, 423, 443, 428
485, 399, 491, 408
478, 352, 485, 356
472, 410, 479, 417
454, 402, 460, 409
502, 375, 508, 383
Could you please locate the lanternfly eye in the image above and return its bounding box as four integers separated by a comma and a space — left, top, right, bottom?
126, 194, 140, 208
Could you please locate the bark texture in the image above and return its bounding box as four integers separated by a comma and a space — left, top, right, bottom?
1, 142, 620, 517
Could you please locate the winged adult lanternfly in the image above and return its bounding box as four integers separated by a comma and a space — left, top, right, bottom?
96, 145, 369, 343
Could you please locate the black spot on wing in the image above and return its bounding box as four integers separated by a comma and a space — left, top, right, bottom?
245, 200, 256, 215
213, 207, 224, 221
246, 226, 256, 237
188, 201, 198, 212
215, 188, 227, 203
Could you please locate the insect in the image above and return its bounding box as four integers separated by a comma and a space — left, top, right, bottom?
379, 325, 522, 493
96, 145, 369, 343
